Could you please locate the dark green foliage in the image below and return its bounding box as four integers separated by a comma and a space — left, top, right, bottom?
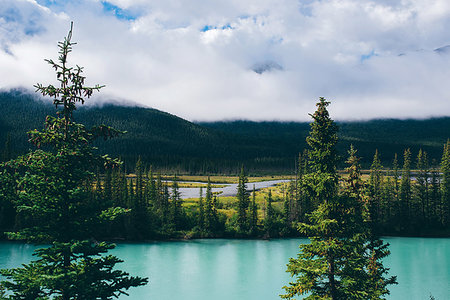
368, 150, 383, 230
282, 100, 396, 299
236, 166, 250, 235
204, 178, 217, 235
264, 190, 275, 237
415, 149, 429, 224
399, 149, 412, 230
302, 98, 339, 212
248, 186, 258, 236
198, 187, 205, 231
170, 175, 184, 231
429, 161, 441, 226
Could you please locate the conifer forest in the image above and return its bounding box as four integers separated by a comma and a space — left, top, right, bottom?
0, 24, 449, 300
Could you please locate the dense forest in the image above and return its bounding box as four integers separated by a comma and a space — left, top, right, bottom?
1, 119, 449, 239
1, 89, 449, 173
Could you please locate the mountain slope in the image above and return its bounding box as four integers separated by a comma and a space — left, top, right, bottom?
1, 89, 449, 173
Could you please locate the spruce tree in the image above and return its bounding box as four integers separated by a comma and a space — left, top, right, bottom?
198, 186, 205, 232
282, 100, 395, 300
0, 23, 147, 298
381, 173, 395, 229
170, 175, 183, 231
399, 149, 412, 231
236, 166, 250, 235
248, 185, 258, 236
415, 149, 429, 225
204, 177, 216, 235
429, 160, 441, 226
264, 190, 275, 237
368, 150, 383, 229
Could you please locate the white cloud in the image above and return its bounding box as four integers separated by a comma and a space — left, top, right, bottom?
1, 0, 450, 121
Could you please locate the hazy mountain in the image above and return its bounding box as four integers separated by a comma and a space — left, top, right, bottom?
1, 89, 449, 174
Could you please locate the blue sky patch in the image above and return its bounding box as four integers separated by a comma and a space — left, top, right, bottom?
201, 24, 233, 32
361, 50, 377, 62
35, 0, 55, 6
221, 23, 233, 30
101, 1, 137, 21
201, 25, 216, 32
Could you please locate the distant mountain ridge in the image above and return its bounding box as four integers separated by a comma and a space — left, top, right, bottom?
1, 89, 449, 173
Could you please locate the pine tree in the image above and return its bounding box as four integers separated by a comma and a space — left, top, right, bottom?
204, 177, 216, 235
198, 186, 205, 231
170, 175, 183, 231
429, 160, 441, 226
303, 98, 339, 211
264, 190, 275, 237
135, 156, 144, 206
415, 149, 429, 226
283, 99, 340, 299
236, 166, 250, 235
282, 181, 294, 234
248, 185, 258, 236
295, 149, 309, 222
282, 101, 395, 300
381, 173, 395, 228
0, 23, 147, 298
147, 167, 157, 209
399, 149, 412, 231
368, 150, 383, 229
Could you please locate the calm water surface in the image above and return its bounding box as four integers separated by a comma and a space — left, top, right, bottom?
0, 238, 449, 299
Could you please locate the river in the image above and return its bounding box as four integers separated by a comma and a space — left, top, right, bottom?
0, 237, 449, 299
178, 179, 290, 199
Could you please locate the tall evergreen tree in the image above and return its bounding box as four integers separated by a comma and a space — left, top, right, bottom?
346, 146, 397, 298
282, 181, 294, 235
248, 185, 258, 236
283, 99, 340, 299
381, 173, 395, 228
303, 98, 339, 212
236, 166, 250, 235
198, 186, 205, 231
415, 149, 429, 225
264, 190, 275, 237
147, 167, 157, 209
368, 150, 383, 229
399, 149, 412, 231
0, 23, 147, 298
429, 160, 441, 226
282, 100, 395, 300
204, 177, 216, 235
170, 175, 183, 231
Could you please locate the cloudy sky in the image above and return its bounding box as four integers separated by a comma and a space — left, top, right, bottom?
1, 0, 450, 121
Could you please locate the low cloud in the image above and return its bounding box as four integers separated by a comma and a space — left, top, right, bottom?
1, 0, 450, 121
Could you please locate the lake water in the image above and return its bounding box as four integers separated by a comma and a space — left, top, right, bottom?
0, 238, 449, 299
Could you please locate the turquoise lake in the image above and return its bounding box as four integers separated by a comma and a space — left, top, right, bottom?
1, 237, 449, 299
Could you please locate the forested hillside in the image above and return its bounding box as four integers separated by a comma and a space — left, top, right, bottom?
1, 89, 449, 173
